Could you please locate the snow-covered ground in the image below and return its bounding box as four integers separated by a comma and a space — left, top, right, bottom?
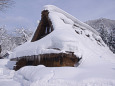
0, 58, 115, 86
0, 59, 21, 86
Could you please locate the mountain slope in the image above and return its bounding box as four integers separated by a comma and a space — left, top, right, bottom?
86, 18, 115, 53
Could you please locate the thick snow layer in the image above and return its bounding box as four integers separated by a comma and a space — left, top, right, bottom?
0, 59, 21, 86
0, 57, 115, 86
14, 64, 115, 86
44, 5, 99, 35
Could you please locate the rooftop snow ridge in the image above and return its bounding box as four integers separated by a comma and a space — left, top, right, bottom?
44, 5, 99, 35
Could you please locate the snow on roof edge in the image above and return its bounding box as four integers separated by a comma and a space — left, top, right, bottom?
43, 5, 99, 35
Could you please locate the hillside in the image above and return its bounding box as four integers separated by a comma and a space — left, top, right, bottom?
86, 18, 115, 53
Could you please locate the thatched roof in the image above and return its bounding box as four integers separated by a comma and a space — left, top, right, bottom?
9, 5, 105, 61
31, 10, 53, 42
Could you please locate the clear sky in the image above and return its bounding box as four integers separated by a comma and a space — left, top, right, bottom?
0, 0, 115, 31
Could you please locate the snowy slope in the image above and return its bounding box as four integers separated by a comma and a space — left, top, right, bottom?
7, 5, 115, 86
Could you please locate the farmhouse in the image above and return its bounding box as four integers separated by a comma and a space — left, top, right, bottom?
10, 5, 100, 70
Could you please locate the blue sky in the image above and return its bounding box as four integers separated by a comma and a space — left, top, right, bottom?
0, 0, 115, 31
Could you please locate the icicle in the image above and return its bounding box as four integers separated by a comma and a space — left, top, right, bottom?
29, 56, 31, 61
31, 56, 33, 61
62, 53, 63, 58
32, 56, 33, 61
36, 55, 38, 64
35, 55, 37, 59
49, 27, 51, 33
45, 27, 47, 34
25, 56, 27, 61
38, 55, 41, 62
49, 53, 50, 58
27, 56, 29, 61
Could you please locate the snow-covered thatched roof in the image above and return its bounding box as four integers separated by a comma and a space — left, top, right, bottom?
43, 5, 99, 35
9, 5, 114, 64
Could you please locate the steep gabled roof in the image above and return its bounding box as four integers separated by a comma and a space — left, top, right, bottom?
31, 10, 53, 42
31, 5, 99, 42
44, 5, 99, 35
9, 5, 113, 63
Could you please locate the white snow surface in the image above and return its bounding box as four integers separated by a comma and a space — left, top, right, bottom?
0, 59, 21, 86
44, 5, 99, 35
14, 63, 115, 86
5, 5, 115, 86
0, 57, 115, 86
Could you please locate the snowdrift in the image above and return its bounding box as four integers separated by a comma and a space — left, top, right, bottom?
14, 64, 115, 86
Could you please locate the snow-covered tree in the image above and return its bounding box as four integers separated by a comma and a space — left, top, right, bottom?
86, 18, 115, 53
0, 26, 33, 58
108, 28, 115, 53
14, 28, 33, 43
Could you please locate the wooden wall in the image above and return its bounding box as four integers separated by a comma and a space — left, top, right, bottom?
12, 53, 80, 70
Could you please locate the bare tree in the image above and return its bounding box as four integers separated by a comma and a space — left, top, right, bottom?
0, 0, 14, 11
